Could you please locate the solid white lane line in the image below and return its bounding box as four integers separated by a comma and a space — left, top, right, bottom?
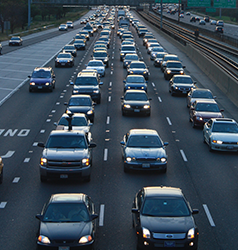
152, 82, 155, 87
203, 204, 216, 227
106, 116, 110, 124
104, 148, 108, 161
108, 96, 111, 102
180, 150, 188, 162
99, 204, 105, 226
166, 117, 172, 125
111, 71, 113, 74
13, 177, 20, 183
158, 97, 162, 102
0, 202, 7, 208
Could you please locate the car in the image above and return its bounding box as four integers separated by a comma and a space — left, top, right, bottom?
147, 43, 161, 54
164, 61, 185, 80
92, 50, 109, 68
54, 113, 92, 133
71, 71, 103, 103
66, 20, 74, 28
199, 20, 206, 25
190, 16, 196, 22
161, 54, 180, 72
169, 75, 196, 96
187, 88, 215, 108
73, 39, 86, 50
36, 193, 98, 249
121, 40, 135, 47
150, 47, 165, 60
127, 61, 149, 80
195, 16, 200, 21
120, 129, 168, 172
98, 36, 110, 48
145, 39, 158, 49
123, 53, 139, 68
55, 52, 74, 67
83, 23, 94, 36
9, 36, 23, 46
210, 20, 217, 25
0, 43, 2, 54
38, 129, 96, 182
93, 43, 107, 52
153, 52, 168, 67
121, 90, 151, 116
143, 34, 154, 45
80, 19, 87, 24
0, 157, 3, 184
204, 15, 210, 22
78, 30, 90, 40
74, 34, 87, 43
58, 24, 68, 31
186, 12, 191, 15
138, 28, 149, 37
179, 13, 184, 18
132, 186, 199, 249
216, 20, 224, 26
86, 59, 106, 77
189, 99, 224, 128
215, 26, 223, 33
123, 75, 147, 92
28, 67, 56, 92
120, 45, 137, 61
203, 118, 238, 152
63, 44, 77, 57
65, 95, 95, 122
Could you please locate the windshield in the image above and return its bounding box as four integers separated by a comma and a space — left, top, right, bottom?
124, 92, 148, 101
127, 135, 162, 148
75, 76, 98, 86
129, 63, 146, 69
141, 198, 190, 217
152, 47, 164, 52
173, 77, 193, 84
46, 134, 87, 149
58, 54, 71, 59
88, 61, 103, 66
167, 62, 182, 68
122, 46, 135, 51
43, 203, 89, 222
94, 52, 107, 57
192, 90, 213, 99
58, 117, 87, 126
64, 46, 74, 50
11, 37, 20, 40
212, 123, 238, 133
68, 97, 91, 106
164, 56, 179, 62
195, 103, 220, 112
125, 55, 138, 60
32, 70, 51, 78
126, 76, 145, 83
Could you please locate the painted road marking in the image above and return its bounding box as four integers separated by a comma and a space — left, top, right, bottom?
13, 177, 20, 183
104, 148, 108, 161
0, 202, 7, 208
180, 150, 188, 162
106, 116, 110, 124
99, 204, 105, 226
166, 117, 172, 125
1, 151, 15, 158
203, 204, 215, 227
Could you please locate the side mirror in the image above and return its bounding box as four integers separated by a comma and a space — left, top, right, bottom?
91, 214, 99, 220
120, 141, 125, 145
220, 109, 224, 112
99, 82, 103, 85
149, 97, 152, 100
70, 82, 74, 85
28, 75, 31, 78
131, 208, 139, 213
64, 102, 68, 105
123, 80, 126, 83
193, 81, 197, 84
192, 209, 199, 215
183, 66, 186, 68
54, 122, 58, 126
213, 96, 217, 99
164, 142, 169, 146
35, 214, 43, 221
89, 142, 97, 148
37, 142, 45, 148
85, 64, 88, 67
121, 97, 124, 100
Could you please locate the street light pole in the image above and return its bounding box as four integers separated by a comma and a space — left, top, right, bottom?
28, 0, 31, 29
160, 0, 163, 29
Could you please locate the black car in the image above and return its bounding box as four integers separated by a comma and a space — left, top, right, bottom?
36, 193, 98, 249
132, 186, 199, 250
215, 26, 223, 33
164, 61, 185, 80
28, 67, 56, 92
55, 52, 74, 67
63, 44, 77, 57
73, 39, 86, 50
154, 52, 168, 67
190, 16, 196, 22
65, 95, 95, 123
169, 75, 196, 96
127, 61, 149, 80
121, 90, 151, 116
9, 36, 23, 46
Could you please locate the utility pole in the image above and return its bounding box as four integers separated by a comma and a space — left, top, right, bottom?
160, 0, 163, 29
28, 0, 31, 29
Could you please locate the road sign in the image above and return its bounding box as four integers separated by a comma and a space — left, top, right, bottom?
206, 7, 216, 11
213, 0, 236, 8
155, 0, 179, 2
187, 0, 211, 7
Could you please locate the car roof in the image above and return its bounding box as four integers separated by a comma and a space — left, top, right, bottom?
191, 88, 212, 93
33, 67, 52, 72
143, 186, 183, 198
70, 94, 91, 99
60, 113, 87, 119
128, 129, 158, 136
50, 193, 86, 203
211, 118, 235, 123
173, 75, 191, 78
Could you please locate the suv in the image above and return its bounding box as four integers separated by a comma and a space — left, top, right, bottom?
38, 130, 96, 182
71, 71, 103, 103
28, 67, 56, 92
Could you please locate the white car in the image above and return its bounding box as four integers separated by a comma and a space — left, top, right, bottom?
210, 20, 216, 25
86, 60, 106, 77
58, 24, 67, 31
203, 118, 238, 152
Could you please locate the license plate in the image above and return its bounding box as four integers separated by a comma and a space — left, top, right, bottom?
134, 109, 140, 112
164, 241, 175, 247
59, 247, 70, 250
142, 163, 150, 168
182, 91, 187, 94
61, 63, 65, 65
38, 86, 42, 89
60, 174, 68, 179
227, 146, 234, 150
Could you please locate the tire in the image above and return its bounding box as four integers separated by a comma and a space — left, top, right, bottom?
171, 90, 174, 96
29, 88, 32, 92
192, 120, 196, 128
97, 98, 101, 104
124, 166, 129, 173
209, 140, 213, 152
161, 167, 167, 173
40, 175, 47, 183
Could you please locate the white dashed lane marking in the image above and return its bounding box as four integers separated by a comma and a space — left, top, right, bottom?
180, 150, 188, 162
203, 204, 216, 227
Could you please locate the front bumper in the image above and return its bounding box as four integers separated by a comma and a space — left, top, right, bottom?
124, 161, 166, 171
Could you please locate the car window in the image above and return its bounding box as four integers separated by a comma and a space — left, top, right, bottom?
166, 62, 182, 68
59, 117, 87, 126
46, 135, 87, 149
32, 70, 51, 78
192, 91, 213, 99
173, 77, 193, 84
126, 77, 144, 83
141, 198, 190, 217
58, 54, 71, 58
127, 135, 162, 148
129, 63, 146, 69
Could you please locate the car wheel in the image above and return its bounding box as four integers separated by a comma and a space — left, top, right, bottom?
192, 120, 196, 128
55, 64, 58, 68
161, 167, 167, 173
203, 133, 206, 143
209, 140, 213, 152
29, 88, 32, 92
122, 110, 125, 116
171, 90, 174, 96
40, 175, 47, 183
97, 98, 101, 104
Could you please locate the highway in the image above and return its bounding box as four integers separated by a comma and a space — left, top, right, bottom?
0, 9, 238, 250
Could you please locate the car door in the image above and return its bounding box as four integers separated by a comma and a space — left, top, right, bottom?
204, 119, 212, 143
133, 189, 145, 231
121, 133, 128, 158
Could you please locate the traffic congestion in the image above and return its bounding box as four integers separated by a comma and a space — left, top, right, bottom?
0, 5, 238, 250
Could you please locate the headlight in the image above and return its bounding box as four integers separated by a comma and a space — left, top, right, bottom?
152, 53, 156, 57
93, 90, 99, 93
180, 70, 184, 74
160, 157, 167, 163
167, 70, 171, 74
38, 235, 51, 244
126, 157, 135, 162
104, 59, 108, 62
143, 105, 150, 109
121, 53, 124, 56
123, 104, 131, 109
40, 158, 47, 166
195, 116, 203, 121
45, 82, 50, 86
142, 227, 151, 239
143, 71, 147, 74
87, 110, 93, 115
73, 90, 79, 94
30, 82, 35, 85
79, 235, 93, 244
82, 158, 90, 166
212, 140, 223, 144
129, 71, 133, 74
187, 228, 195, 239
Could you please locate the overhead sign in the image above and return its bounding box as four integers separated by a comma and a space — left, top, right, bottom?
206, 7, 216, 11
155, 0, 178, 2
187, 0, 211, 7
213, 0, 236, 8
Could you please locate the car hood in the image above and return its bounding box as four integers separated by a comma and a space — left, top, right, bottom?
173, 83, 194, 88
211, 133, 238, 141
166, 67, 183, 71
57, 58, 72, 62
140, 215, 194, 233
128, 68, 147, 72
194, 111, 223, 118
43, 148, 89, 160
30, 78, 52, 83
125, 147, 166, 158
40, 221, 91, 240
123, 100, 150, 105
